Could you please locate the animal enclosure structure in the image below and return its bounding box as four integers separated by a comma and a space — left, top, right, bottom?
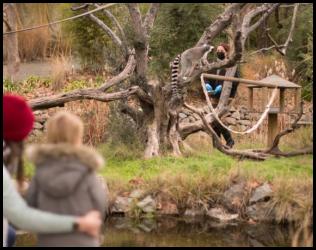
202, 73, 301, 147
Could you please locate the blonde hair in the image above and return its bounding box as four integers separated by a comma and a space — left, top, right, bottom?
46, 111, 83, 145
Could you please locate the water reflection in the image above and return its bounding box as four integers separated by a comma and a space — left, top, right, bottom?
16, 216, 295, 247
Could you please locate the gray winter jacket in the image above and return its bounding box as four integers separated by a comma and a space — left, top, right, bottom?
25, 143, 109, 247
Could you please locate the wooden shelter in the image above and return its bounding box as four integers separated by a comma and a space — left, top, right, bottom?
247, 75, 301, 147
202, 73, 302, 147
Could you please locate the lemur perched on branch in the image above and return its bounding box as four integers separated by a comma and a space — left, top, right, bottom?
170, 44, 214, 105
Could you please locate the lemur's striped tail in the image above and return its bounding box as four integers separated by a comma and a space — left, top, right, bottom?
171, 54, 181, 100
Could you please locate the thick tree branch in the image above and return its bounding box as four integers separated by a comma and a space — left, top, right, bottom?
195, 3, 245, 47
99, 50, 136, 91
94, 3, 126, 41
143, 3, 161, 34
127, 3, 145, 40
88, 13, 124, 51
280, 3, 299, 55
182, 3, 279, 88
249, 4, 298, 57
93, 3, 128, 55
72, 3, 127, 56
28, 49, 139, 110
184, 31, 242, 84
247, 4, 280, 35
29, 86, 143, 110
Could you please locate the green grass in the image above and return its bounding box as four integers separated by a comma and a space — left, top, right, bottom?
24, 143, 312, 183
23, 142, 312, 223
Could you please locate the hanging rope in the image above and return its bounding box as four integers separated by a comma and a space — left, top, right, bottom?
3, 3, 117, 36
200, 73, 279, 134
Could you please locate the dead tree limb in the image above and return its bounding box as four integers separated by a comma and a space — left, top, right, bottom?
72, 3, 127, 56
93, 3, 128, 56
249, 3, 299, 56
88, 14, 124, 52
280, 3, 299, 55
127, 3, 145, 40
99, 50, 136, 91
243, 3, 280, 37
29, 86, 143, 110
143, 3, 161, 35
93, 3, 127, 42
29, 51, 137, 110
195, 3, 245, 47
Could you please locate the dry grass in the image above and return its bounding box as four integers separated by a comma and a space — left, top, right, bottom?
4, 4, 71, 63
15, 4, 52, 62
44, 100, 110, 146
280, 126, 313, 151
50, 55, 73, 91
269, 177, 313, 225
17, 28, 51, 62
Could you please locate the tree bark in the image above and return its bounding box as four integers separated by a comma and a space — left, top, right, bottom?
3, 3, 20, 82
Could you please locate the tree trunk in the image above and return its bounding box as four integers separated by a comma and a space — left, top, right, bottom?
3, 3, 20, 82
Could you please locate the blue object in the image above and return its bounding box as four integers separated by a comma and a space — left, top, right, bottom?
7, 225, 16, 247
205, 83, 213, 93
214, 85, 222, 95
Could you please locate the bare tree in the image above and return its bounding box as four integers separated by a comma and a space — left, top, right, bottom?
27, 3, 310, 160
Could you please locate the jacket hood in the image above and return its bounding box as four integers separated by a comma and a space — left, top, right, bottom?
25, 143, 105, 198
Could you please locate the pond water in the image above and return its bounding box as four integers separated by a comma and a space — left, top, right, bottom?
16, 216, 296, 247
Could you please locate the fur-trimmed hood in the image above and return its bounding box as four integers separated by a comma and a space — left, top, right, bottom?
25, 143, 105, 198
26, 143, 104, 170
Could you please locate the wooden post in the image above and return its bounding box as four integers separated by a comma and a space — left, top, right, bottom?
248, 87, 253, 111
267, 112, 279, 147
294, 88, 301, 113
279, 88, 285, 113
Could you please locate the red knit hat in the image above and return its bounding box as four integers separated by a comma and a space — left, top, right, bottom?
3, 94, 34, 141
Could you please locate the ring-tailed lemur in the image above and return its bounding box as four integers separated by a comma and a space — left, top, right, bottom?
170, 44, 214, 103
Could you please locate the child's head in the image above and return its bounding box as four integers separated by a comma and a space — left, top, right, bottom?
46, 111, 84, 145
